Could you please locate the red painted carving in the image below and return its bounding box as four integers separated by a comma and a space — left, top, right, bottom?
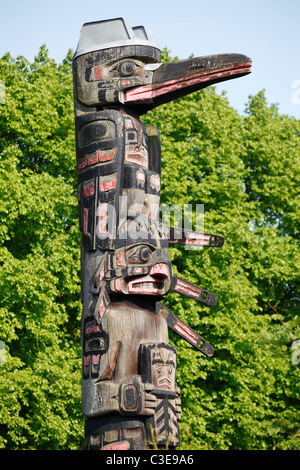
99, 179, 116, 192
101, 442, 130, 450
83, 208, 90, 237
83, 185, 95, 197
125, 150, 148, 168
94, 65, 103, 79
78, 149, 116, 170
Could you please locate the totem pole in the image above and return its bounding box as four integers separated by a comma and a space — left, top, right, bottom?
72, 18, 251, 450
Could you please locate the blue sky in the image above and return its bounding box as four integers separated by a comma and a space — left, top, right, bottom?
1, 0, 300, 118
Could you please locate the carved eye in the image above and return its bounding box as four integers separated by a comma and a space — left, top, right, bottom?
116, 60, 138, 77
139, 246, 152, 262
127, 245, 152, 264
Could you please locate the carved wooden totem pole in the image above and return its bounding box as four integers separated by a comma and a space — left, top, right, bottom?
72, 18, 251, 450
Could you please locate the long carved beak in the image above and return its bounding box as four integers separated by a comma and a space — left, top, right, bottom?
121, 53, 251, 111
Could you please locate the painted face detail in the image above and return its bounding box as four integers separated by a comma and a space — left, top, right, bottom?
103, 58, 144, 79
92, 58, 147, 100
83, 316, 109, 379
151, 347, 176, 390
74, 51, 158, 108
126, 245, 153, 264
124, 263, 170, 295
139, 343, 177, 391
113, 244, 171, 297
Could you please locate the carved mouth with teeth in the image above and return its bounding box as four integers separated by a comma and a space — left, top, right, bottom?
114, 263, 171, 296
127, 274, 167, 294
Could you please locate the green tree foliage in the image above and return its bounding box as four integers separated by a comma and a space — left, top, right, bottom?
0, 47, 299, 449
0, 47, 83, 449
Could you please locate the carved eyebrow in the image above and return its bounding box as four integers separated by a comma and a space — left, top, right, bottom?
166, 359, 176, 366
152, 358, 164, 364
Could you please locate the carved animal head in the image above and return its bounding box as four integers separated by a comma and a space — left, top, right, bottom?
93, 228, 172, 299
73, 17, 251, 114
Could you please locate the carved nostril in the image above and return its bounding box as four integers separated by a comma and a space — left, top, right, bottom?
149, 263, 169, 278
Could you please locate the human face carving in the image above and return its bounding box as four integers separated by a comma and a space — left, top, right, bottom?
112, 243, 171, 297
